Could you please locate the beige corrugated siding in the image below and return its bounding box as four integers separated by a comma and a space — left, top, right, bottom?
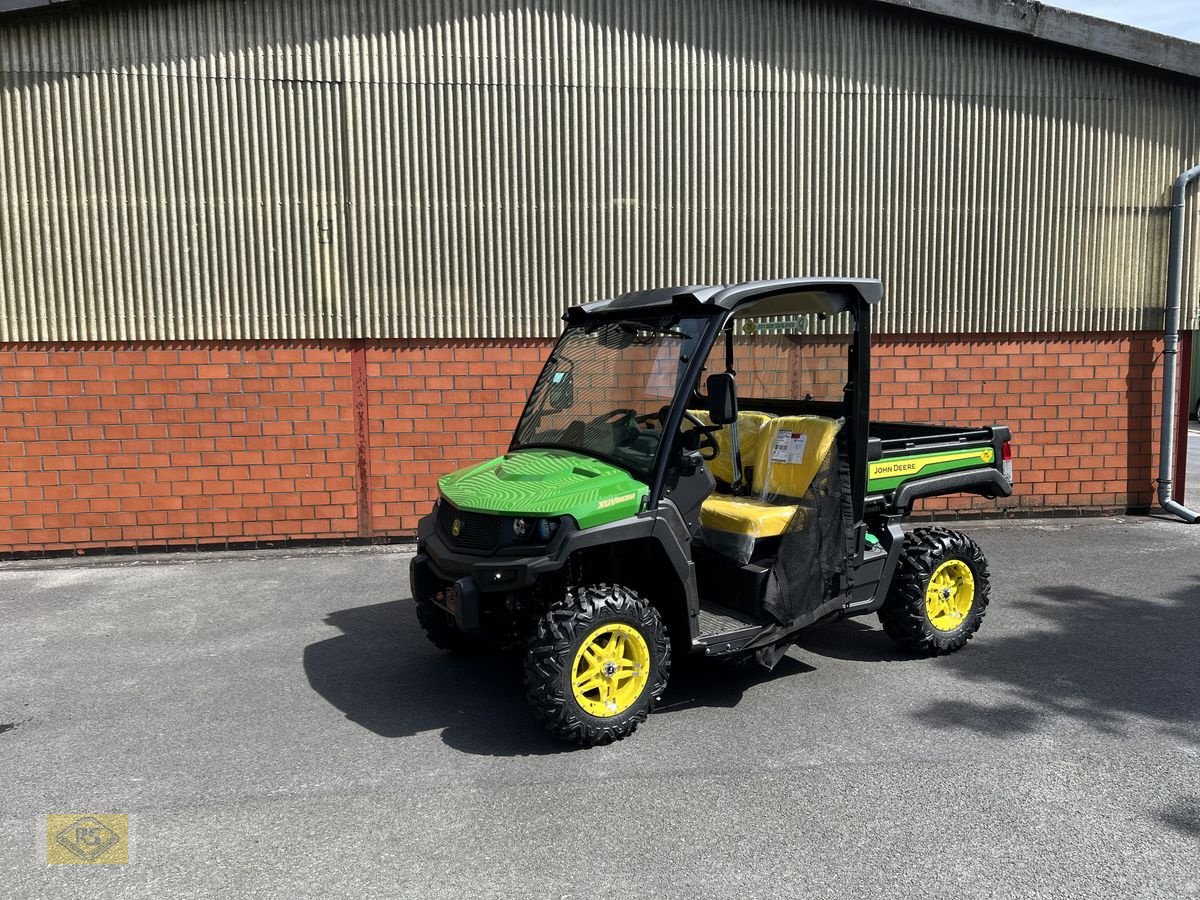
1, 0, 1198, 341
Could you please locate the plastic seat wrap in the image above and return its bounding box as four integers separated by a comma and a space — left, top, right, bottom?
685, 410, 775, 487
698, 415, 842, 565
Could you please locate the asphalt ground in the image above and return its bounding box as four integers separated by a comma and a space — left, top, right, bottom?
1188, 419, 1200, 503
2, 459, 1199, 897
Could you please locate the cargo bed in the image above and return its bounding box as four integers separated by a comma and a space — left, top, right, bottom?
866, 421, 1013, 513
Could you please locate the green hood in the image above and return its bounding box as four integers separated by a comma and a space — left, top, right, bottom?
438, 449, 648, 529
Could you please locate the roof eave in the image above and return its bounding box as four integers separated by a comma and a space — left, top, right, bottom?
871, 0, 1200, 81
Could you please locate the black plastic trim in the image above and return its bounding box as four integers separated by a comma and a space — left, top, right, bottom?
842, 519, 906, 615
890, 468, 1013, 513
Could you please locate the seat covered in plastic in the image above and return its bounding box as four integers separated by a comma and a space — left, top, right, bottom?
686, 410, 775, 487
698, 415, 842, 558
698, 493, 797, 540
755, 415, 842, 503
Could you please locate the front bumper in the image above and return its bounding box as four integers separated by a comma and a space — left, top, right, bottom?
410, 511, 574, 632
410, 552, 484, 632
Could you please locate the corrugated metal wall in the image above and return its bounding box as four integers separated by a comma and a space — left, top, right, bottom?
1, 0, 1198, 341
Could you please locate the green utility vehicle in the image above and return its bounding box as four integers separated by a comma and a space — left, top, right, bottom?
411, 278, 1013, 745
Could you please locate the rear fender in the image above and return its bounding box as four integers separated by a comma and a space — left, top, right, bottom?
890, 468, 1013, 515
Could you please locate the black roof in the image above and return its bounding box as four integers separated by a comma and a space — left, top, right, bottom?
565, 277, 883, 322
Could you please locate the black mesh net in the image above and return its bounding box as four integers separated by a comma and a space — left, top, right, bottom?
760, 429, 852, 625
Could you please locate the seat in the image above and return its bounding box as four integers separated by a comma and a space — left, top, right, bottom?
698, 494, 797, 540
755, 415, 842, 503
686, 410, 775, 487
698, 415, 842, 562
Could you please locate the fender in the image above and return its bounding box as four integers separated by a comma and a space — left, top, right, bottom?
557, 501, 701, 638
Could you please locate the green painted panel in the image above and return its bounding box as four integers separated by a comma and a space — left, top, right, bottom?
867, 446, 996, 493
438, 449, 647, 529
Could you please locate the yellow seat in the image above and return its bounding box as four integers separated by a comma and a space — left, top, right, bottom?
698, 415, 842, 560
756, 415, 842, 503
686, 410, 775, 487
698, 494, 797, 540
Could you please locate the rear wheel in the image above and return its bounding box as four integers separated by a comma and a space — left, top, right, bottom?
879, 527, 990, 655
523, 584, 670, 746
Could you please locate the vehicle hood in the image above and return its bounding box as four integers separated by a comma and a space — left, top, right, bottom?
437, 448, 648, 529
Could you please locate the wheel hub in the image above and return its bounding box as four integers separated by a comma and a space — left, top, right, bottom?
570, 623, 651, 718
925, 559, 976, 633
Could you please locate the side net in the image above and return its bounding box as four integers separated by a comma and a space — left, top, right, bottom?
759, 423, 852, 625
693, 412, 853, 626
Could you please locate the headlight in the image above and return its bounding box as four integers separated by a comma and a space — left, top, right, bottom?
509, 517, 560, 543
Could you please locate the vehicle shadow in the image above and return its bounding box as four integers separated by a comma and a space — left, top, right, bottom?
302, 598, 815, 756
302, 600, 562, 756
1159, 797, 1200, 838
654, 654, 815, 716
904, 578, 1200, 743
793, 616, 912, 663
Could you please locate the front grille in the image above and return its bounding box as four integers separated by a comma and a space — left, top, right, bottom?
436, 501, 502, 553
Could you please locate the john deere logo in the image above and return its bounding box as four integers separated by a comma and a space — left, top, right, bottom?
46, 814, 128, 864
451, 518, 462, 537
981, 449, 995, 463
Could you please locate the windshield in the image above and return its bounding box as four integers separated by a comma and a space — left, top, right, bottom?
512, 316, 707, 477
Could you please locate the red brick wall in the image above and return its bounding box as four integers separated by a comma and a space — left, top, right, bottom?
365, 341, 549, 535
0, 346, 361, 552
0, 332, 1170, 554
872, 335, 1163, 516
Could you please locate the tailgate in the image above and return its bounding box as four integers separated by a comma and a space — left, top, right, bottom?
867, 426, 1013, 511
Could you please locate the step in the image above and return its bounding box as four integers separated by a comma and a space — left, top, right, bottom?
695, 602, 768, 655
697, 601, 760, 636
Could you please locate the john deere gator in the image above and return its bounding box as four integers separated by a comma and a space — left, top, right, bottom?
410, 278, 1013, 745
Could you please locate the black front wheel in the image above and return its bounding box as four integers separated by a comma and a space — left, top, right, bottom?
879, 527, 991, 655
523, 584, 670, 746
415, 596, 481, 654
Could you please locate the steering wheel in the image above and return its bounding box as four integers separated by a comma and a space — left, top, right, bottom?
587, 408, 638, 427
635, 406, 669, 429
681, 409, 720, 461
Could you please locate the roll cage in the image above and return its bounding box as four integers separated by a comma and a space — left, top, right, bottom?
561, 277, 883, 525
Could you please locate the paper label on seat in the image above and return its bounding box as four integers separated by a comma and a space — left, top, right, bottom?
770, 431, 808, 464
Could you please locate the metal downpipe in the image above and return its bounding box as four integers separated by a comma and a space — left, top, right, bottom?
1157, 162, 1200, 523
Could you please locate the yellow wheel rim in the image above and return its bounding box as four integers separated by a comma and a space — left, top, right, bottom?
925, 559, 976, 632
571, 623, 651, 718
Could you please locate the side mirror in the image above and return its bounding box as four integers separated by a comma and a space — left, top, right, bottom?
706, 373, 737, 425
548, 371, 574, 410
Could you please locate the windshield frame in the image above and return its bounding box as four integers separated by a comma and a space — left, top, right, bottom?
509, 312, 719, 481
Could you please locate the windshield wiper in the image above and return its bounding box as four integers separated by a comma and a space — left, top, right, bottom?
616, 320, 689, 339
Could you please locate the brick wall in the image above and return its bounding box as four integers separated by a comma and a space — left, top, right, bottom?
871, 335, 1164, 516
0, 332, 1172, 554
0, 346, 361, 552
366, 341, 549, 535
